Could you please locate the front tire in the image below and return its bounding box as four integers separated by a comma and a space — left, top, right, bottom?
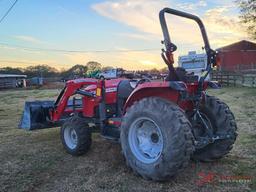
121, 97, 194, 181
61, 116, 92, 156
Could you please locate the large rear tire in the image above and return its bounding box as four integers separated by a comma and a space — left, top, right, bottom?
61, 116, 92, 156
193, 95, 237, 161
121, 97, 194, 181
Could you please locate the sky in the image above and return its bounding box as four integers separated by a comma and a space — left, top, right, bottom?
0, 0, 251, 70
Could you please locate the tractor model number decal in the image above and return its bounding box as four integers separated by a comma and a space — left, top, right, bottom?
106, 87, 117, 93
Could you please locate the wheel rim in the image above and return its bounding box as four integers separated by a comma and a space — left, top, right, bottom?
128, 117, 163, 164
64, 126, 78, 150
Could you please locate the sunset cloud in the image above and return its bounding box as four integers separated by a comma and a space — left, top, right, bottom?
0, 1, 251, 70
63, 50, 163, 70
177, 0, 207, 11
203, 7, 247, 47
0, 59, 59, 68
92, 0, 166, 37
92, 0, 248, 49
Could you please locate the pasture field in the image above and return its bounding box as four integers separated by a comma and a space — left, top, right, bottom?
0, 87, 255, 192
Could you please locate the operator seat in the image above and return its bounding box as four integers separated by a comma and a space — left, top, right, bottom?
162, 44, 199, 82
166, 67, 199, 82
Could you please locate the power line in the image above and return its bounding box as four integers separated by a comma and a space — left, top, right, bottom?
0, 0, 19, 24
0, 42, 204, 54
0, 58, 162, 66
0, 60, 51, 65
0, 42, 160, 53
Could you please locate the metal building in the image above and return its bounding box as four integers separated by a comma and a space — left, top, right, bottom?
217, 40, 256, 72
0, 74, 27, 89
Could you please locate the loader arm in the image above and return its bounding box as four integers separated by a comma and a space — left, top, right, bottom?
51, 78, 99, 122
19, 78, 102, 130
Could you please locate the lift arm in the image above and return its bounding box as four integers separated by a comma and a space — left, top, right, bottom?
51, 78, 99, 121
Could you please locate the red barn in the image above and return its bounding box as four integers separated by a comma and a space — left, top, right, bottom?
217, 40, 256, 72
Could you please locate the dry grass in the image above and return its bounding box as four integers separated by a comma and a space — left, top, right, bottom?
0, 87, 255, 192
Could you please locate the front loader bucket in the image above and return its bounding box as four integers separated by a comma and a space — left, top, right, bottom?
19, 101, 56, 130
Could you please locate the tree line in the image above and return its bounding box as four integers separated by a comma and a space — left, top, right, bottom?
0, 61, 102, 79
0, 61, 168, 79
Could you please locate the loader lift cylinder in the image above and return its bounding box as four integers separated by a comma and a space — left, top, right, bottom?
98, 80, 107, 135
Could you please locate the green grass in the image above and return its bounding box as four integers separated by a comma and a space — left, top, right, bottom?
0, 87, 255, 192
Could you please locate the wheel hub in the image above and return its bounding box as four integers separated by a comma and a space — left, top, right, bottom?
151, 133, 159, 143
64, 127, 78, 149
128, 117, 163, 164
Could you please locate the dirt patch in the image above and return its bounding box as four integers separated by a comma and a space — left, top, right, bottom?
0, 87, 255, 192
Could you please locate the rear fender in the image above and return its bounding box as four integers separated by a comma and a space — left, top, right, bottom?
123, 81, 187, 112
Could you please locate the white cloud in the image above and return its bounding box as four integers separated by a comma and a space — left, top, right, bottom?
92, 0, 204, 48
203, 7, 248, 48
4, 1, 248, 70
0, 43, 42, 54
14, 35, 46, 44
92, 0, 167, 37
0, 59, 59, 68
92, 0, 248, 49
177, 0, 207, 11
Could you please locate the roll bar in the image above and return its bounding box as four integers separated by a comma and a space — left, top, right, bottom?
159, 8, 217, 87
159, 8, 211, 53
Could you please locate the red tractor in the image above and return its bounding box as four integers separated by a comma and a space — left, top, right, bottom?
19, 8, 237, 181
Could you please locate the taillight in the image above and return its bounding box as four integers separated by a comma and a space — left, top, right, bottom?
215, 54, 221, 67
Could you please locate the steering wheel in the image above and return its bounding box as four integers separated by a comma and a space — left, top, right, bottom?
135, 78, 151, 87
129, 78, 151, 89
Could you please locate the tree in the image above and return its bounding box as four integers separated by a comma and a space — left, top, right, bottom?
101, 66, 114, 71
0, 67, 23, 74
160, 67, 168, 74
237, 0, 256, 39
86, 61, 101, 73
24, 65, 58, 78
149, 68, 160, 74
61, 64, 87, 79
